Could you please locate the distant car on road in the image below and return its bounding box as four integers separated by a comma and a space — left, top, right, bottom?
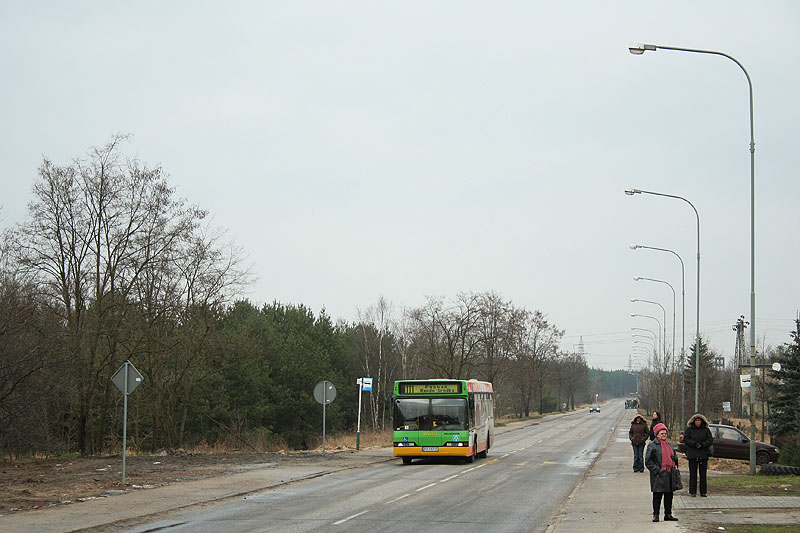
678, 423, 779, 464
589, 404, 600, 413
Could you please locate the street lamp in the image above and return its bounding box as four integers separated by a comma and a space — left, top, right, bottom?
631, 298, 667, 360
635, 276, 681, 422
625, 188, 701, 414
633, 334, 656, 347
631, 244, 686, 423
629, 42, 758, 474
631, 313, 662, 358
632, 326, 658, 346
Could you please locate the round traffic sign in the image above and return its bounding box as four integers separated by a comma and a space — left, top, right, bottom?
313, 381, 336, 404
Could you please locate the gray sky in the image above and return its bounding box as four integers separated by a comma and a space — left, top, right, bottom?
1, 1, 798, 371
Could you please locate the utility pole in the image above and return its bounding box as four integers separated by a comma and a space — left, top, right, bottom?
732, 316, 749, 416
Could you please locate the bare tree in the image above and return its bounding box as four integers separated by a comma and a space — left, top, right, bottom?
409, 293, 483, 379
6, 136, 236, 453
475, 292, 523, 384
356, 296, 396, 431
509, 310, 563, 416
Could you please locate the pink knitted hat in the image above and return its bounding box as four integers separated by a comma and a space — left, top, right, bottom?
652, 422, 668, 435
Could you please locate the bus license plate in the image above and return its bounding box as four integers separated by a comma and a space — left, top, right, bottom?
422, 447, 438, 452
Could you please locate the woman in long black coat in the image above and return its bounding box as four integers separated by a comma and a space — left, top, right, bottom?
645, 422, 679, 522
649, 410, 663, 441
683, 413, 714, 497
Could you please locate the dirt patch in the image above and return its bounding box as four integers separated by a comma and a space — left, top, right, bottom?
0, 448, 376, 514
708, 456, 758, 475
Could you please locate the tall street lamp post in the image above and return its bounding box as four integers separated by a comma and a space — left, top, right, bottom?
631, 313, 662, 359
631, 299, 667, 359
632, 326, 658, 346
629, 42, 758, 474
631, 244, 686, 424
625, 188, 701, 414
635, 276, 680, 421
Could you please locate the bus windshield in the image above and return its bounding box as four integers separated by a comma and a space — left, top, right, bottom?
394, 398, 467, 431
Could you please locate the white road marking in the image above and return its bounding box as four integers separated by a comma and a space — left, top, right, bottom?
334, 510, 369, 525
416, 483, 438, 491
440, 475, 459, 482
385, 494, 410, 504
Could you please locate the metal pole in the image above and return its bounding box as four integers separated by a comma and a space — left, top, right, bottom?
632, 300, 666, 361
631, 314, 661, 359
356, 380, 363, 450
322, 381, 327, 455
122, 361, 128, 488
632, 245, 686, 423
630, 42, 756, 473
625, 189, 700, 413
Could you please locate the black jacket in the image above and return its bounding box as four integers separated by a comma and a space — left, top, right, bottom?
683, 413, 714, 460
649, 418, 662, 441
645, 439, 679, 493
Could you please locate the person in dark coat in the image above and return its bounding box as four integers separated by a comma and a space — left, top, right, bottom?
629, 414, 649, 472
649, 410, 663, 441
683, 413, 714, 497
645, 422, 679, 522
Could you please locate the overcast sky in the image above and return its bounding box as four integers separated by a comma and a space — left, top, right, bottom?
2, 1, 798, 371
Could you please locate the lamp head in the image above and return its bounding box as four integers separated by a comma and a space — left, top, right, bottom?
630, 244, 639, 250
630, 298, 637, 302
629, 43, 657, 55
633, 276, 642, 281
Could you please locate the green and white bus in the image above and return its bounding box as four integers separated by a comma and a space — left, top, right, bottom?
392, 379, 494, 464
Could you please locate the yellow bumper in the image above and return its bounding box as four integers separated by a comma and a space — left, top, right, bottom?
393, 446, 471, 457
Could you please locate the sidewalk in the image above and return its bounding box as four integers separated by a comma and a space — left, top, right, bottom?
545, 409, 800, 532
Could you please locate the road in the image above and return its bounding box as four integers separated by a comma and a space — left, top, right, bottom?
127, 402, 624, 533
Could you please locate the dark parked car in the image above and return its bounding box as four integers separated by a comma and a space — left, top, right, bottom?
589, 404, 600, 413
678, 423, 779, 464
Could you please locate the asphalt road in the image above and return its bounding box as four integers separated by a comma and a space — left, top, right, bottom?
127, 403, 620, 533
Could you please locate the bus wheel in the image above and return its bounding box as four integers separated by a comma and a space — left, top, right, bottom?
402, 457, 412, 464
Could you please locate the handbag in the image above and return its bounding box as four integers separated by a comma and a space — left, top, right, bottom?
708, 444, 715, 457
671, 467, 684, 490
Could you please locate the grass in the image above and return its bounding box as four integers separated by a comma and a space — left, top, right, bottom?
707, 474, 800, 496
13, 452, 82, 461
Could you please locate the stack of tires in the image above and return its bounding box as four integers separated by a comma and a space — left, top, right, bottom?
760, 464, 800, 475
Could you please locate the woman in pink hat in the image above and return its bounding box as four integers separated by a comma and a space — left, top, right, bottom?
644, 422, 680, 522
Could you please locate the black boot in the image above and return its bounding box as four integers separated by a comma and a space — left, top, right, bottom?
664, 514, 678, 521
652, 513, 659, 522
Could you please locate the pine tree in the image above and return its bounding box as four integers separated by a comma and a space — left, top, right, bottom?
684, 335, 725, 418
768, 319, 800, 437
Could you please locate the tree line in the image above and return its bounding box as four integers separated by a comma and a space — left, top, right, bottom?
2, 138, 630, 457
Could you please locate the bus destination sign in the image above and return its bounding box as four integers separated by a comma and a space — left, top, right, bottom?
400, 382, 461, 395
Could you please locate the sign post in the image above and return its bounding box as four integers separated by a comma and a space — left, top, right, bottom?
111, 360, 143, 487
313, 381, 336, 454
355, 377, 373, 450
